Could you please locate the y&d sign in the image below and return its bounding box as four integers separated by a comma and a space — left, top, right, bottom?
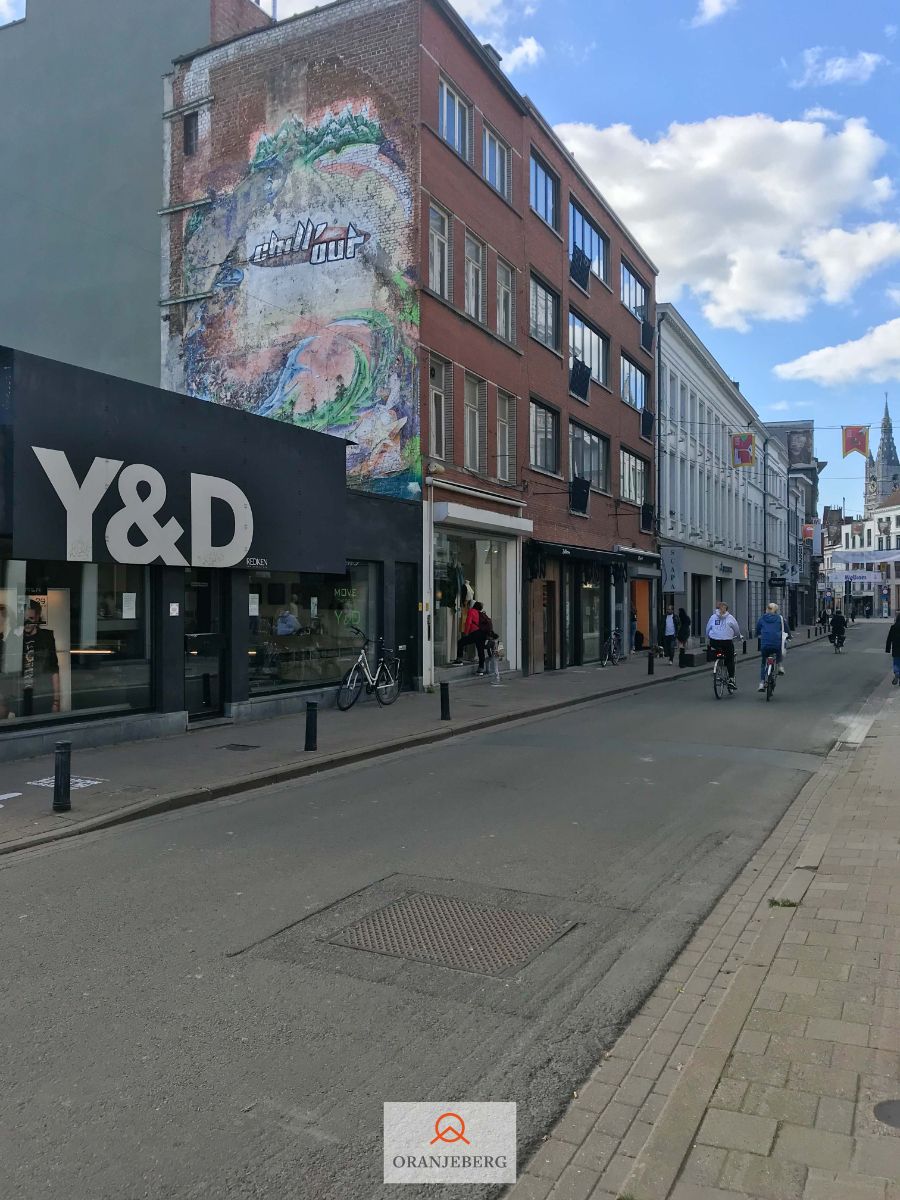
33, 448, 253, 568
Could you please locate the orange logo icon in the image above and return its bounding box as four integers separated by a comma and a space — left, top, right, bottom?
430, 1112, 470, 1145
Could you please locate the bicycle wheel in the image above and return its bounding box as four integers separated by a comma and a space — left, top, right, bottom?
765, 668, 775, 701
374, 657, 401, 706
337, 665, 364, 710
713, 657, 727, 699
609, 637, 620, 666
600, 638, 612, 666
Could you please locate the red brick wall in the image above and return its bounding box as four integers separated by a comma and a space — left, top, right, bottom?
210, 0, 272, 45
419, 0, 657, 555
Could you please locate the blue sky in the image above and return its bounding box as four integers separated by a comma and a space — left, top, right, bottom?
5, 0, 899, 510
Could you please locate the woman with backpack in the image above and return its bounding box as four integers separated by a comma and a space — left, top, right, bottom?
452, 601, 489, 673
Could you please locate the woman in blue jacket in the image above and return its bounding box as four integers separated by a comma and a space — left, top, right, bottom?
756, 602, 786, 692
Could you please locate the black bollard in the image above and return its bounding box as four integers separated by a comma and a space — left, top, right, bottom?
52, 741, 71, 814
647, 650, 654, 675
440, 680, 451, 720
742, 639, 747, 655
304, 701, 318, 752
679, 647, 687, 668
807, 628, 810, 638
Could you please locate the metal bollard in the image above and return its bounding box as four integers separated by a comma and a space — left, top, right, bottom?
52, 741, 72, 813
742, 639, 747, 655
440, 680, 451, 720
679, 648, 687, 668
304, 701, 318, 752
646, 650, 654, 675
807, 628, 811, 638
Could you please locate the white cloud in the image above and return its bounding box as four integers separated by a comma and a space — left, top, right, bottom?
803, 106, 843, 122
0, 0, 24, 23
774, 318, 900, 385
887, 286, 900, 305
554, 114, 893, 330
691, 0, 739, 27
792, 47, 888, 88
803, 222, 900, 302
501, 35, 544, 72
886, 25, 898, 41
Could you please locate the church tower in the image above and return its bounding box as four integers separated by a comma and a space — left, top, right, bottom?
865, 398, 900, 514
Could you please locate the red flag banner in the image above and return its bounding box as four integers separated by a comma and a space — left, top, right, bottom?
842, 426, 869, 458
730, 431, 756, 468
802, 523, 814, 541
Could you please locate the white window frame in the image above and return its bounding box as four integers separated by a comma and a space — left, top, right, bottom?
569, 310, 609, 387
530, 400, 559, 473
570, 422, 609, 492
497, 391, 514, 483
430, 386, 446, 459
464, 233, 484, 322
429, 204, 450, 299
529, 275, 560, 351
438, 78, 470, 160
621, 260, 648, 320
620, 448, 648, 505
483, 125, 511, 199
464, 375, 480, 471
497, 258, 514, 342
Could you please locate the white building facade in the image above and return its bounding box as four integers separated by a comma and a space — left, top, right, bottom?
658, 305, 789, 640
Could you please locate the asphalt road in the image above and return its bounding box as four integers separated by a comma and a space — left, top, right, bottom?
1, 622, 890, 1200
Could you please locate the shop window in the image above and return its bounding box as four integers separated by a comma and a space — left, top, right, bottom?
247, 563, 380, 695
433, 532, 508, 669
0, 547, 151, 726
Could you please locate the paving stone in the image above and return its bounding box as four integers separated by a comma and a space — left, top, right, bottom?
736, 1030, 772, 1055
792, 961, 853, 983
593, 1056, 631, 1086
768, 974, 821, 996
711, 1078, 749, 1111
553, 1105, 599, 1145
743, 1084, 819, 1126
679, 1143, 729, 1185
814, 1096, 855, 1136
782, 995, 845, 1020
720, 1149, 808, 1199
547, 1163, 600, 1200
619, 1118, 655, 1159
697, 1108, 777, 1154
530, 1138, 575, 1181
831, 1043, 900, 1080
597, 1150, 634, 1194
747, 1009, 810, 1037
571, 1078, 615, 1113
639, 1091, 667, 1124
767, 1034, 834, 1067
788, 1063, 859, 1099
609, 1035, 646, 1064
594, 1101, 637, 1138
773, 1123, 854, 1170
570, 1127, 617, 1174
803, 1167, 888, 1200
671, 1183, 742, 1199
615, 1072, 655, 1110
806, 1017, 871, 1046
869, 1027, 900, 1052
505, 1173, 552, 1200
631, 1049, 670, 1081
852, 1136, 900, 1181
725, 1052, 790, 1087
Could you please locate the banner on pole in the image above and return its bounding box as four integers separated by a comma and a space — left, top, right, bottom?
842, 426, 869, 458
660, 546, 685, 594
730, 432, 756, 468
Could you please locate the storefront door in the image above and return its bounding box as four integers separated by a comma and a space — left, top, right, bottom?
395, 562, 418, 688
184, 568, 225, 719
543, 581, 556, 670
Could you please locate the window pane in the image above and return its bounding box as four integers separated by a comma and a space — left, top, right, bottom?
530, 276, 558, 349
530, 152, 558, 229
621, 261, 648, 319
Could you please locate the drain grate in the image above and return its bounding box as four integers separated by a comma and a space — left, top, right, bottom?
219, 744, 260, 752
328, 892, 571, 977
874, 1099, 900, 1130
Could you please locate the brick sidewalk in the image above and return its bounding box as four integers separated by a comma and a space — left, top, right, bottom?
510, 681, 900, 1200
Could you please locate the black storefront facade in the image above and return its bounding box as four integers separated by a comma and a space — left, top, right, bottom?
0, 350, 420, 760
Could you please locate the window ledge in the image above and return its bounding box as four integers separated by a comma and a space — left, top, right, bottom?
423, 125, 522, 218
528, 466, 565, 482
423, 288, 523, 354
529, 208, 564, 243
529, 335, 564, 362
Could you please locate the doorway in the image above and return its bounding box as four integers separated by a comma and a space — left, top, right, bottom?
184, 568, 226, 719
543, 581, 557, 670
394, 562, 418, 689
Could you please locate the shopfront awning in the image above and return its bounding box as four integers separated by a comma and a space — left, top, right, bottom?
434, 502, 533, 537
528, 539, 621, 565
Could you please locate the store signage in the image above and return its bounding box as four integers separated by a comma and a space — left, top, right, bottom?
660, 546, 684, 593
9, 352, 348, 573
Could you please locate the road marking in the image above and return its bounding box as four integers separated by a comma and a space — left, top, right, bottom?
0, 792, 23, 801
27, 777, 106, 789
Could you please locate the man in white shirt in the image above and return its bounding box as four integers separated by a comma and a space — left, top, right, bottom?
706, 600, 741, 691
663, 604, 677, 663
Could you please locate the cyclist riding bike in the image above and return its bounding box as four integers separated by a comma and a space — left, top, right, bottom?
830, 610, 847, 648
756, 602, 786, 692
705, 600, 741, 692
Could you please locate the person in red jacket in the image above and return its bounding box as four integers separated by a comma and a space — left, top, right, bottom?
451, 601, 489, 672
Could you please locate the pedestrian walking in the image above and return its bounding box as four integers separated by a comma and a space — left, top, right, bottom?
677, 607, 691, 652
451, 601, 490, 673
629, 607, 638, 654
886, 613, 900, 685
663, 604, 677, 663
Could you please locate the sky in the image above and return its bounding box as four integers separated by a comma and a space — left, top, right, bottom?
3, 0, 898, 513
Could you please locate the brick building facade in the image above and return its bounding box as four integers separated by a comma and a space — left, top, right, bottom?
162, 0, 658, 688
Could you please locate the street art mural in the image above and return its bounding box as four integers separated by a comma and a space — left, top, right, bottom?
166, 104, 420, 498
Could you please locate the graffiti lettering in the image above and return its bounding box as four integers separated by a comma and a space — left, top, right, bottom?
250, 219, 370, 268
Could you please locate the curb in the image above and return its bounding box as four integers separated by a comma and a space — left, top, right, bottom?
0, 630, 830, 857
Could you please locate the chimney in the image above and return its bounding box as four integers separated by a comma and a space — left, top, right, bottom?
483, 43, 503, 66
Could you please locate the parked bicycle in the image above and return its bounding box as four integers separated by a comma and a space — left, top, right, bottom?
336, 627, 401, 710
712, 649, 737, 699
762, 650, 778, 701
600, 627, 623, 666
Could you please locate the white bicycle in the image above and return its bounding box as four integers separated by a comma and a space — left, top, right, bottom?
336, 627, 401, 710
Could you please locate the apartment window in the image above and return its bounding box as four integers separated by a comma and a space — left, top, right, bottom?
529, 275, 560, 351
483, 126, 511, 199
183, 111, 199, 158
497, 391, 515, 482
429, 355, 453, 463
428, 205, 451, 299
569, 310, 608, 387
464, 375, 480, 470
438, 78, 470, 159
867, 528, 872, 547
497, 259, 515, 342
569, 200, 608, 283
621, 260, 648, 319
464, 233, 485, 321
621, 356, 648, 409
530, 400, 559, 473
529, 151, 559, 230
878, 536, 884, 552
620, 449, 648, 504
570, 422, 609, 491
844, 532, 850, 549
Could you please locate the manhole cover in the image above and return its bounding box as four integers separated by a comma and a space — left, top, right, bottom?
328, 892, 572, 977
219, 744, 260, 752
874, 1100, 900, 1129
